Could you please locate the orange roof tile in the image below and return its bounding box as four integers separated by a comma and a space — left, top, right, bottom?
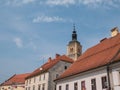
26, 55, 73, 79
1, 73, 30, 86
56, 33, 120, 80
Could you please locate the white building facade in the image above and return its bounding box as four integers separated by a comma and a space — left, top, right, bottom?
55, 28, 120, 90
25, 55, 73, 90
25, 72, 49, 90
56, 62, 120, 90
0, 73, 29, 90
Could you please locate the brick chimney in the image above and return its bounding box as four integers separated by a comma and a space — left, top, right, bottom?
111, 27, 119, 37
56, 54, 60, 59
48, 57, 52, 62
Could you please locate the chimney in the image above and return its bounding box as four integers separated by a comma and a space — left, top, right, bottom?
100, 38, 107, 43
56, 54, 60, 59
48, 57, 52, 62
111, 27, 119, 37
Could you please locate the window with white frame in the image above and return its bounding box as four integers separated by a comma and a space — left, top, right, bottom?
59, 86, 61, 90
38, 84, 41, 90
66, 84, 69, 90
34, 77, 36, 83
39, 75, 41, 81
28, 87, 30, 90
81, 81, 86, 90
8, 87, 11, 89
26, 80, 28, 85
29, 79, 31, 84
43, 74, 45, 80
119, 72, 120, 85
74, 82, 78, 90
91, 78, 96, 90
33, 85, 35, 90
42, 83, 45, 90
101, 76, 108, 89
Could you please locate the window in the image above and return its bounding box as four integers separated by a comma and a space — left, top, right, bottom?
65, 66, 67, 70
33, 85, 35, 90
101, 76, 108, 89
43, 74, 45, 80
59, 86, 61, 90
29, 79, 31, 84
81, 81, 86, 90
38, 85, 41, 90
119, 72, 120, 83
91, 79, 96, 90
26, 80, 28, 85
74, 82, 78, 90
28, 87, 30, 90
42, 84, 45, 90
56, 74, 59, 78
70, 48, 73, 53
39, 76, 41, 81
66, 84, 69, 90
34, 77, 36, 83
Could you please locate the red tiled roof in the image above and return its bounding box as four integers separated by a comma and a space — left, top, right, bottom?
1, 73, 30, 86
56, 33, 120, 80
26, 55, 73, 79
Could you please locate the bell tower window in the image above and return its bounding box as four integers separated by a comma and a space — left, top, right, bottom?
70, 48, 73, 53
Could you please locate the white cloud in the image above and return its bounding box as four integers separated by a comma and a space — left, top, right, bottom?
3, 0, 120, 8
5, 0, 36, 6
44, 0, 120, 8
22, 0, 35, 4
33, 15, 66, 23
78, 0, 120, 8
13, 37, 23, 48
46, 0, 76, 6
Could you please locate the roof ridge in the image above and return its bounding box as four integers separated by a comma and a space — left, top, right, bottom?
77, 42, 120, 62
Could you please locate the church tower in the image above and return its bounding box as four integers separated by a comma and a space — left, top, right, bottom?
67, 25, 82, 61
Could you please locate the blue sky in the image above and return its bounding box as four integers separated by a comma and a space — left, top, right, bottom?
0, 0, 120, 83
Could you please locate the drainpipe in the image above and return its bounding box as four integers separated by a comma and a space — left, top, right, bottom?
106, 49, 120, 90
107, 65, 111, 90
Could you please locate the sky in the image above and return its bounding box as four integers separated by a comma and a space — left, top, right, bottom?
0, 0, 120, 83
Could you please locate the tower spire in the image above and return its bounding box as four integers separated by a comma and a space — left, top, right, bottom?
67, 25, 82, 61
72, 24, 77, 41
73, 23, 75, 31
